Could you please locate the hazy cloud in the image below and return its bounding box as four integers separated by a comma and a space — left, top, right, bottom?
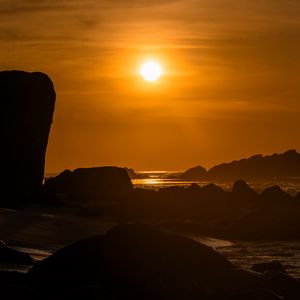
1, 0, 300, 170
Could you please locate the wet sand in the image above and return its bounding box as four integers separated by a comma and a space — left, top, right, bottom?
0, 208, 115, 254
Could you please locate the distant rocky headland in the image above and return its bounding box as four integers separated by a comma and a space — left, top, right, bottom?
180, 149, 300, 181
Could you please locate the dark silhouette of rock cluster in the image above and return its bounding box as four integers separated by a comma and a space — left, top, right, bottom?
0, 224, 296, 299
42, 169, 300, 240
181, 149, 300, 181
0, 71, 55, 207
136, 181, 300, 240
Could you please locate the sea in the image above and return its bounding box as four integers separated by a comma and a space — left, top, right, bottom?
1, 171, 300, 279
132, 170, 300, 196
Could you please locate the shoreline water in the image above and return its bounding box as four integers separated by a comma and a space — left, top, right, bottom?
1, 206, 300, 280
3, 232, 300, 280
134, 171, 300, 193
46, 170, 300, 195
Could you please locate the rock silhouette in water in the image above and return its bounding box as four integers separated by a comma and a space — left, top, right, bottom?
180, 165, 208, 180
0, 71, 56, 207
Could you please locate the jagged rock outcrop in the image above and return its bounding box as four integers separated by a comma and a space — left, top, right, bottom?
0, 71, 56, 206
181, 150, 300, 181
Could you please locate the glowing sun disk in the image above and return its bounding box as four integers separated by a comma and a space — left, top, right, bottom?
139, 61, 162, 82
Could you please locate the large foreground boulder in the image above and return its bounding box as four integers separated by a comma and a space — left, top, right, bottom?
27, 223, 300, 300
0, 71, 56, 206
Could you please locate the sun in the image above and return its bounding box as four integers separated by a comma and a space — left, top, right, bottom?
139, 61, 162, 82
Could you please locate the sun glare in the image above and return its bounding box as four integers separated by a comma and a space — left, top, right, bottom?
139, 61, 162, 82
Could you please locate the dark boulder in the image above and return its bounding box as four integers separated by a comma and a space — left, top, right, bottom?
0, 71, 56, 207
261, 186, 292, 204
44, 169, 73, 194
44, 167, 133, 203
232, 180, 258, 200
180, 165, 208, 180
252, 261, 287, 274
0, 241, 33, 265
28, 223, 248, 299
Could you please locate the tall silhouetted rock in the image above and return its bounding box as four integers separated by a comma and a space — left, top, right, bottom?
0, 71, 56, 207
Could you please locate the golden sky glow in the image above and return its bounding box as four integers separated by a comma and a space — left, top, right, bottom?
1, 1, 300, 172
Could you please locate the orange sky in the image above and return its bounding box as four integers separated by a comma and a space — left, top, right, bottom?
1, 0, 300, 172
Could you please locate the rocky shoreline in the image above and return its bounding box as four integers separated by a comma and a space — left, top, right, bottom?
0, 223, 299, 300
